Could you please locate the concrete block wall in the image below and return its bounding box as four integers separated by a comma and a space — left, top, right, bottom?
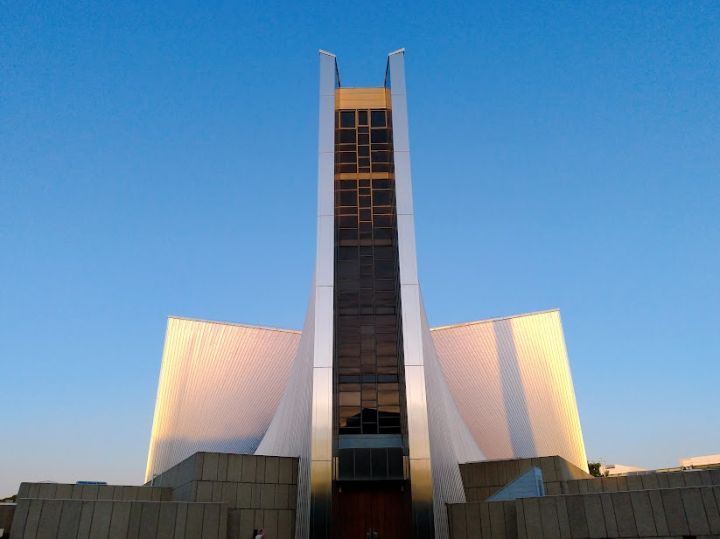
9, 499, 227, 539
16, 483, 172, 503
1, 504, 15, 537
449, 486, 720, 539
514, 486, 720, 538
153, 452, 298, 539
10, 453, 299, 539
560, 468, 720, 496
460, 456, 590, 502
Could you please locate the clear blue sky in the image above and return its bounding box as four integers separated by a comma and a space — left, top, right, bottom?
1, 1, 718, 496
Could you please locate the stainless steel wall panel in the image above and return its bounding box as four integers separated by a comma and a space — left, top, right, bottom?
397, 214, 419, 285
388, 48, 436, 539
144, 318, 300, 483
431, 310, 588, 472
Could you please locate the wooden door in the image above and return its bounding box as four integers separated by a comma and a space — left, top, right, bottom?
333, 482, 411, 539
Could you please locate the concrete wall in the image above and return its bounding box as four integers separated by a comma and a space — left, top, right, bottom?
10, 499, 226, 539
460, 456, 590, 502
449, 486, 720, 538
1, 504, 15, 537
16, 483, 172, 503
12, 452, 299, 539
153, 452, 298, 539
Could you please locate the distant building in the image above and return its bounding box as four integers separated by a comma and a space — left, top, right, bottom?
601, 463, 647, 476
680, 453, 720, 469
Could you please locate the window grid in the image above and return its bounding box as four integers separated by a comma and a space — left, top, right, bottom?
333, 108, 407, 437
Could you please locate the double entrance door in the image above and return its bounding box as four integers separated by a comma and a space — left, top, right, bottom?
333, 481, 411, 539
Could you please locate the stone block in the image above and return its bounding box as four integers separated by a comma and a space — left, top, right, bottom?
58, 500, 83, 538
555, 496, 571, 539
288, 485, 297, 510
648, 489, 669, 535
449, 505, 468, 539
76, 500, 95, 539
701, 487, 720, 534
275, 483, 289, 509
241, 456, 257, 483
710, 469, 720, 485
640, 473, 660, 490
255, 456, 267, 484
28, 483, 40, 498
488, 501, 506, 539
538, 497, 560, 538
465, 503, 481, 538
667, 472, 685, 488
23, 499, 42, 538
566, 481, 579, 494
202, 453, 219, 481
253, 508, 265, 529
237, 483, 253, 508
97, 484, 113, 500
193, 453, 206, 481
600, 476, 617, 492
599, 493, 618, 537
263, 509, 279, 539
522, 498, 542, 539
35, 499, 63, 539
217, 453, 229, 482
228, 509, 242, 539
17, 482, 30, 499
582, 494, 606, 538
516, 501, 527, 539
89, 501, 114, 537
626, 475, 643, 491
685, 471, 703, 487
37, 482, 58, 499
546, 482, 561, 495
700, 470, 714, 486
260, 484, 275, 509
291, 459, 298, 485
614, 476, 628, 492
196, 481, 213, 502
157, 503, 178, 539
577, 480, 589, 494
586, 479, 602, 493
502, 502, 517, 539
479, 501, 492, 538
174, 502, 188, 539
682, 487, 711, 535
121, 485, 138, 501
139, 502, 161, 539
540, 457, 558, 483
185, 503, 204, 538
228, 454, 243, 482
265, 457, 280, 484
611, 492, 638, 537
222, 482, 238, 506
126, 501, 144, 538
54, 483, 73, 499
240, 509, 256, 539
202, 503, 222, 538
660, 488, 690, 535
277, 509, 294, 539
629, 490, 656, 536
656, 472, 670, 488
278, 458, 293, 485
108, 502, 132, 539
566, 495, 589, 538
212, 481, 224, 502
11, 499, 30, 537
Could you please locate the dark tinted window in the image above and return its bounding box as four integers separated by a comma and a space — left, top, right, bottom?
340, 110, 355, 127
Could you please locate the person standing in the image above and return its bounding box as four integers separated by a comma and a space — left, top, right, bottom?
254, 528, 264, 539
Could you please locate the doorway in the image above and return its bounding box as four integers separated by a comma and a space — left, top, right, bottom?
333, 481, 412, 539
